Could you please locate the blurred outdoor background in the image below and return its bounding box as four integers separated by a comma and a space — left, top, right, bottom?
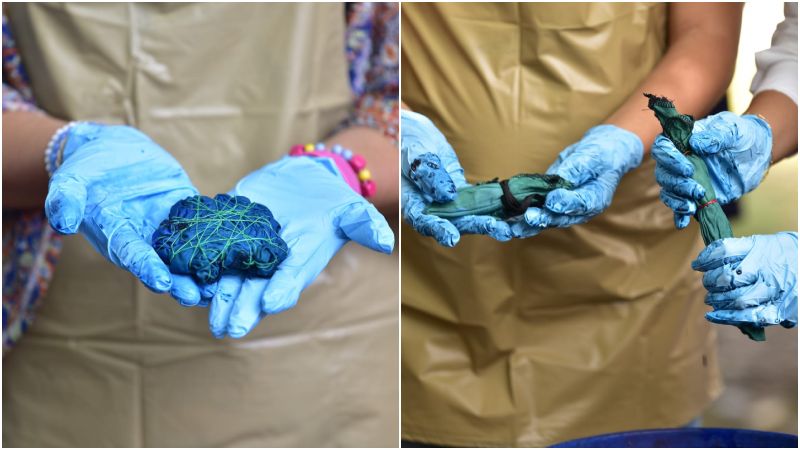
702, 2, 798, 434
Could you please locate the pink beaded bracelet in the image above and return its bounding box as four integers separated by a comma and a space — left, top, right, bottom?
289, 142, 377, 198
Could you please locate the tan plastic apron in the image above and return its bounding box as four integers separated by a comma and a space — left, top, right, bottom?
401, 3, 722, 447
4, 3, 398, 447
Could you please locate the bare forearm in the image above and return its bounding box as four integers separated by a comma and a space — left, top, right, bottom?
745, 90, 798, 162
605, 3, 743, 155
3, 111, 66, 208
325, 126, 399, 218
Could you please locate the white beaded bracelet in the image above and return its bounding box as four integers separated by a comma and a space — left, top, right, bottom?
43, 121, 80, 177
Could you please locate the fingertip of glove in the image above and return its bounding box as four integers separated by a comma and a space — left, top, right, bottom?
45, 198, 82, 234
340, 203, 395, 253
209, 320, 227, 338
424, 175, 457, 204
689, 133, 718, 155
492, 231, 513, 242
261, 290, 298, 315
433, 187, 457, 204
675, 214, 691, 230
524, 208, 548, 228
201, 283, 218, 299
438, 231, 459, 248
691, 180, 707, 198
54, 216, 81, 235
544, 189, 582, 215
227, 324, 249, 339
174, 289, 200, 306
704, 310, 737, 326
146, 274, 172, 293
376, 227, 396, 254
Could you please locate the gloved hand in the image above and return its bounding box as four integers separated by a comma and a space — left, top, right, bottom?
401, 110, 512, 247
45, 123, 198, 293
692, 232, 797, 329
168, 156, 395, 338
652, 111, 772, 229
523, 125, 643, 232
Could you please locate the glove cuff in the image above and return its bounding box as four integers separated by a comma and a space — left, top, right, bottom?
44, 121, 82, 177
586, 124, 645, 171
743, 113, 774, 156
741, 114, 775, 190
44, 121, 109, 177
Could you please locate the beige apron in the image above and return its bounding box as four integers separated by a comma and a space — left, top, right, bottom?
401, 3, 722, 447
5, 3, 398, 447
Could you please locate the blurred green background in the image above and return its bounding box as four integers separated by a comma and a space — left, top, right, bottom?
702, 2, 798, 434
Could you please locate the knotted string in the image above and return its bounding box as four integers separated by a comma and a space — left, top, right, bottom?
152, 194, 288, 284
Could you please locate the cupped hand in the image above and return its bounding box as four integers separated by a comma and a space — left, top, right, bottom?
167, 156, 395, 338
521, 124, 643, 234
45, 123, 198, 293
401, 110, 512, 246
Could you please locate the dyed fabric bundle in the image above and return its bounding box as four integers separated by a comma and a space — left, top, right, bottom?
645, 93, 764, 341
152, 194, 288, 284
645, 94, 735, 246
425, 174, 574, 219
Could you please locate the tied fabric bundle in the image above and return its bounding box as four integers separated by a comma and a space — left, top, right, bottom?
645, 94, 735, 245
425, 174, 574, 219
645, 93, 764, 341
152, 194, 288, 284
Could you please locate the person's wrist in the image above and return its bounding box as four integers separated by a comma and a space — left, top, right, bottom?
289, 142, 376, 197
44, 121, 81, 177
44, 121, 107, 177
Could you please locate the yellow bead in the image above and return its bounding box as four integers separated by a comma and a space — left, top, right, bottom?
358, 169, 371, 181
304, 144, 314, 152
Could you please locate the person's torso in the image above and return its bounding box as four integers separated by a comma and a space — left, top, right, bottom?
4, 3, 398, 446
401, 3, 720, 446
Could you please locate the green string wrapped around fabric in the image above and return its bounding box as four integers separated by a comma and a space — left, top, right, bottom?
645, 93, 765, 341
425, 174, 574, 219
152, 194, 289, 284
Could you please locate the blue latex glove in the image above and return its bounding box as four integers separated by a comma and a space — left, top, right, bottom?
401, 110, 512, 247
651, 111, 772, 229
692, 232, 797, 329
170, 156, 395, 338
45, 123, 198, 293
523, 125, 643, 233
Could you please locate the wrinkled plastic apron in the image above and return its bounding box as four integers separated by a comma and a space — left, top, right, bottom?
5, 3, 398, 447
401, 3, 721, 447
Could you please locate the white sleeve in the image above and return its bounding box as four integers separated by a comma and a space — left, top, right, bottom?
750, 2, 798, 104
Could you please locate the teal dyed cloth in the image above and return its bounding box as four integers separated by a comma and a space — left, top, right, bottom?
152, 194, 288, 284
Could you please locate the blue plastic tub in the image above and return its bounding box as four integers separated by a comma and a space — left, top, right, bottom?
551, 428, 798, 448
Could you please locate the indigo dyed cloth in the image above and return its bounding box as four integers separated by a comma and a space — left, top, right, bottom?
2, 4, 397, 349
152, 195, 289, 284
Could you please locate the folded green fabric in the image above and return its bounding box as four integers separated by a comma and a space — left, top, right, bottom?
425, 174, 573, 219
645, 93, 735, 246
645, 93, 764, 341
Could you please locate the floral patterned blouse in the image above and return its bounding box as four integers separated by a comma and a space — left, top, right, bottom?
2, 2, 399, 353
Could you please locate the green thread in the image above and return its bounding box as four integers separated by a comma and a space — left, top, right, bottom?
152, 194, 288, 284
